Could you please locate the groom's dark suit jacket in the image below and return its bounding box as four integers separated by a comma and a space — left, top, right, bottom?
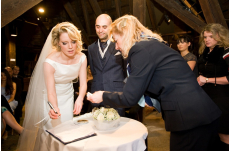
103, 39, 221, 132
88, 40, 126, 94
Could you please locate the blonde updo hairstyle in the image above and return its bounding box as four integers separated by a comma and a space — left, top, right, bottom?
51, 22, 83, 53
199, 23, 229, 55
109, 15, 163, 58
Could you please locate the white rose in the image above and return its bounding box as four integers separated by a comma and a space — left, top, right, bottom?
93, 110, 99, 118
100, 107, 105, 113
107, 111, 115, 120
97, 113, 105, 121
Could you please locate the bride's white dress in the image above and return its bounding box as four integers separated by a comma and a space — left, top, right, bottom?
43, 54, 86, 129
30, 54, 86, 151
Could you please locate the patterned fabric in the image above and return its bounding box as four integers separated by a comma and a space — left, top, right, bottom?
1, 107, 8, 114
100, 42, 108, 52
183, 52, 197, 62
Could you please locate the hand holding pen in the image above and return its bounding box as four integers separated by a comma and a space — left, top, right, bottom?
48, 102, 61, 119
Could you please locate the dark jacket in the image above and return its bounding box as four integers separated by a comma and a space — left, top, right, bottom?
103, 39, 221, 132
88, 40, 126, 93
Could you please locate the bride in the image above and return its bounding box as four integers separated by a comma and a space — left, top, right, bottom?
17, 22, 87, 151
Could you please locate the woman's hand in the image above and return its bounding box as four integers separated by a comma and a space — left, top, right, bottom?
197, 75, 206, 86
48, 107, 61, 119
87, 91, 104, 104
73, 97, 83, 115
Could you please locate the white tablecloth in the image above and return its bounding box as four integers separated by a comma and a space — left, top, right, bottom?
46, 116, 148, 151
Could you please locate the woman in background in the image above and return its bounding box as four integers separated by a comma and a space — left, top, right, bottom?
1, 69, 17, 140
177, 35, 197, 71
197, 23, 229, 151
1, 106, 23, 137
1, 69, 18, 112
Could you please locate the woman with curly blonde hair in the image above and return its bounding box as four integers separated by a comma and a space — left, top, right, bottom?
88, 15, 222, 151
17, 22, 87, 151
197, 23, 229, 151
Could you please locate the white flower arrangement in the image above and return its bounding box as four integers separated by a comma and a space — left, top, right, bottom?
92, 107, 120, 122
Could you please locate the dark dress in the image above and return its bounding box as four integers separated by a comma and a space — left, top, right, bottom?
183, 52, 198, 76
198, 46, 229, 134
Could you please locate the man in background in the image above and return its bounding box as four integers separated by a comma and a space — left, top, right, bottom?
12, 66, 24, 91
88, 14, 126, 116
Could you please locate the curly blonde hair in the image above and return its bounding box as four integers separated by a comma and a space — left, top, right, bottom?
109, 15, 163, 58
199, 23, 229, 55
51, 22, 83, 53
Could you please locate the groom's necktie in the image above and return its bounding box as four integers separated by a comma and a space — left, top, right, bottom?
100, 42, 108, 53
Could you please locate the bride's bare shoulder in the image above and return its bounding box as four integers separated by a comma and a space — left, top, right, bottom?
76, 52, 86, 58
78, 52, 85, 56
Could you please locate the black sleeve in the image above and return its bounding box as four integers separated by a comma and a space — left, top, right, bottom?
1, 95, 13, 114
88, 46, 94, 76
223, 48, 229, 81
123, 57, 128, 78
103, 45, 156, 108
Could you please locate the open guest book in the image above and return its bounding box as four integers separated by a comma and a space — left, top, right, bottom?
46, 120, 96, 145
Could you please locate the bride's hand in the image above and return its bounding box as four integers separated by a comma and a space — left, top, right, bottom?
48, 107, 61, 119
73, 97, 83, 115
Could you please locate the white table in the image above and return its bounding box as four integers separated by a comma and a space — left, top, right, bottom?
46, 117, 148, 151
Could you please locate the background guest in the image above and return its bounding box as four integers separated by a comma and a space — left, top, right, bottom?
5, 67, 23, 124
1, 69, 17, 112
197, 23, 229, 151
1, 69, 17, 140
12, 66, 24, 94
177, 35, 198, 74
1, 106, 23, 137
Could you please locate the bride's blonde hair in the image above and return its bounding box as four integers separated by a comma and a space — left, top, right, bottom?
109, 15, 163, 58
52, 22, 83, 52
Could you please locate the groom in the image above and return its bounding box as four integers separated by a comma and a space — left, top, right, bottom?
88, 14, 126, 116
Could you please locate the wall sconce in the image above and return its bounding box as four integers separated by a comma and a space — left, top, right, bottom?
39, 8, 44, 13
164, 14, 171, 23
10, 59, 16, 61
11, 24, 17, 37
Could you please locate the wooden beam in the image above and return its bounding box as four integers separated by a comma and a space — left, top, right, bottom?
61, 0, 91, 45
146, 0, 157, 31
129, 0, 133, 14
181, 0, 205, 22
198, 0, 228, 28
152, 0, 207, 33
157, 14, 165, 27
1, 0, 42, 28
103, 0, 109, 13
162, 31, 192, 36
88, 0, 103, 17
4, 25, 16, 67
133, 0, 146, 25
115, 0, 122, 17
81, 0, 91, 35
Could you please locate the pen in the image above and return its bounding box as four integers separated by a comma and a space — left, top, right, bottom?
47, 102, 58, 114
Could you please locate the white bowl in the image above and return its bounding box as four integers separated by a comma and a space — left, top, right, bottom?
93, 117, 120, 131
